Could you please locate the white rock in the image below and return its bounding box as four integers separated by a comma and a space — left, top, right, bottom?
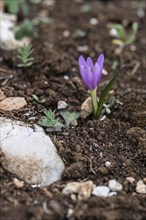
89, 18, 98, 25
63, 181, 94, 200
57, 100, 68, 109
136, 180, 146, 194
108, 179, 123, 191
78, 45, 88, 52
0, 117, 64, 186
0, 12, 30, 50
0, 97, 27, 111
92, 186, 110, 197
105, 161, 111, 168
126, 177, 135, 183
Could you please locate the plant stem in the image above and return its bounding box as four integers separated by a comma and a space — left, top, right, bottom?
90, 88, 98, 118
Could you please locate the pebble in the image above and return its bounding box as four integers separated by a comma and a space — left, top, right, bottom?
108, 179, 123, 191
0, 97, 27, 111
105, 161, 111, 168
63, 181, 95, 201
80, 97, 92, 118
57, 100, 68, 109
136, 180, 146, 194
92, 186, 110, 197
0, 117, 64, 186
13, 178, 24, 188
89, 18, 98, 25
126, 177, 135, 183
78, 45, 88, 52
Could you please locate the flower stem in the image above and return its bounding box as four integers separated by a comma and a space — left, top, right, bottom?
90, 88, 98, 118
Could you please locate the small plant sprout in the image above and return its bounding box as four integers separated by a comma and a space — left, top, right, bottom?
108, 22, 139, 47
32, 95, 46, 104
38, 110, 64, 129
103, 96, 115, 114
60, 110, 80, 127
79, 54, 124, 119
17, 43, 34, 68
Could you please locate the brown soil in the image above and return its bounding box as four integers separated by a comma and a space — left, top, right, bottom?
0, 0, 146, 220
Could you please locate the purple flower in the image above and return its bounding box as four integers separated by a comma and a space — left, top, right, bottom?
79, 54, 104, 90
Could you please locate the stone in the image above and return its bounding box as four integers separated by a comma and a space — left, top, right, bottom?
92, 186, 110, 197
0, 97, 27, 111
57, 100, 68, 109
0, 12, 30, 50
126, 177, 135, 183
136, 180, 146, 194
108, 179, 123, 191
0, 117, 65, 186
62, 181, 94, 200
13, 178, 24, 188
80, 97, 92, 119
89, 18, 98, 25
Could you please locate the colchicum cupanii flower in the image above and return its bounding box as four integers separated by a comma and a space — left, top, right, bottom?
79, 54, 104, 90
79, 54, 124, 119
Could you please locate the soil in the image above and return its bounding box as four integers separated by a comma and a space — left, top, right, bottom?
0, 0, 146, 220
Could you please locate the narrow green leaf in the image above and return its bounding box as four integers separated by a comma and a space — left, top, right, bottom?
96, 67, 125, 119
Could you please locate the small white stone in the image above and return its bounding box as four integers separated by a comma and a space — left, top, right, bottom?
92, 186, 110, 197
105, 161, 111, 168
78, 45, 88, 52
63, 30, 70, 38
57, 101, 68, 109
89, 18, 98, 25
63, 75, 69, 80
0, 117, 64, 186
108, 179, 123, 191
136, 180, 146, 194
109, 28, 118, 37
126, 177, 135, 183
102, 68, 108, 75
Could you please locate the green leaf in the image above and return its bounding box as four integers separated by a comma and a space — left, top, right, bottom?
96, 67, 125, 119
15, 19, 36, 40
5, 0, 19, 14
38, 110, 64, 129
60, 111, 80, 127
125, 22, 138, 45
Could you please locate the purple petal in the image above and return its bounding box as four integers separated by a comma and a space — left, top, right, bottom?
97, 54, 104, 72
79, 55, 86, 67
92, 63, 101, 88
86, 57, 94, 69
79, 64, 93, 90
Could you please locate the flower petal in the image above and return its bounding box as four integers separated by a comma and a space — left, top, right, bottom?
79, 55, 86, 67
97, 53, 104, 72
86, 57, 94, 69
91, 63, 101, 89
79, 64, 93, 90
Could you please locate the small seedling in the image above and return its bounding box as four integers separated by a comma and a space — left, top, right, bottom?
108, 22, 139, 47
60, 110, 80, 127
38, 110, 64, 129
103, 96, 115, 114
32, 95, 45, 104
79, 54, 125, 119
5, 0, 41, 15
17, 44, 34, 68
15, 19, 37, 40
